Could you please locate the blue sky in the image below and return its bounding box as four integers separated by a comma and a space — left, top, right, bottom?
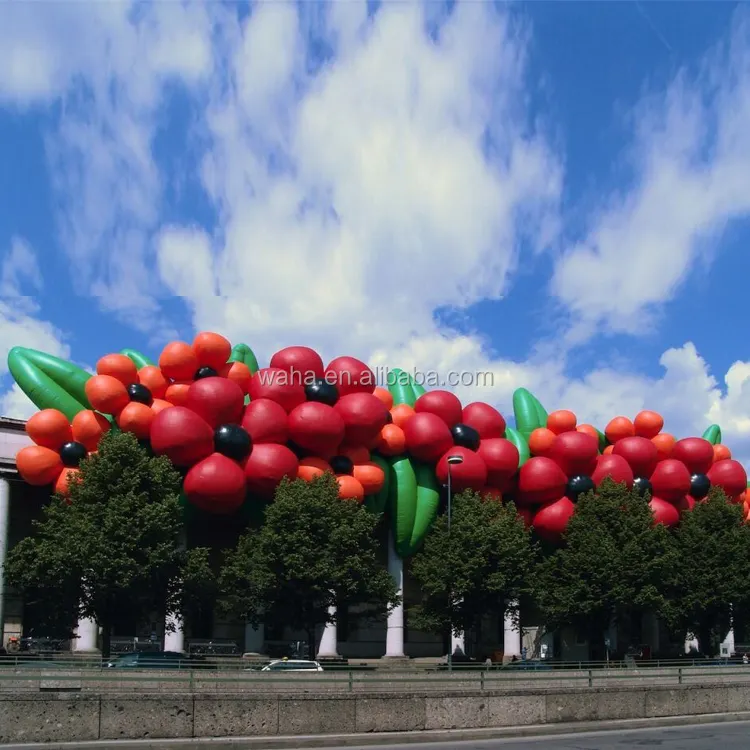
1, 1, 750, 463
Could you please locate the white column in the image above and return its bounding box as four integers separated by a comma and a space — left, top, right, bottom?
722, 628, 735, 657
317, 606, 339, 658
244, 622, 265, 655
451, 630, 465, 656
164, 614, 185, 653
0, 478, 9, 645
72, 617, 99, 652
385, 530, 405, 657
685, 633, 699, 654
503, 602, 522, 659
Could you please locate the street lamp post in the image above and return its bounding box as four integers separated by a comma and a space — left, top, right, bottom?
446, 454, 464, 673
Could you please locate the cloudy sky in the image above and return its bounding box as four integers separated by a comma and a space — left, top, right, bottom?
1, 1, 750, 464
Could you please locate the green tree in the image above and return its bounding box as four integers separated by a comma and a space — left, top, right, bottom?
408, 490, 536, 651
217, 473, 399, 657
6, 430, 211, 656
661, 489, 750, 656
532, 478, 672, 660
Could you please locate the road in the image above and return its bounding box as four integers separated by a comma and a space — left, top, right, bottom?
310, 720, 750, 750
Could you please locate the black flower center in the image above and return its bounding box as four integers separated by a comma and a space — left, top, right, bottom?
566, 474, 595, 501
451, 423, 480, 451
214, 424, 252, 461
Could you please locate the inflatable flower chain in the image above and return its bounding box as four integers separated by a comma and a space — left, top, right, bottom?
12, 333, 524, 522
511, 389, 748, 540
9, 332, 749, 544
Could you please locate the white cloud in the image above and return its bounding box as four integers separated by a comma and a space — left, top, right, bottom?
551, 14, 750, 338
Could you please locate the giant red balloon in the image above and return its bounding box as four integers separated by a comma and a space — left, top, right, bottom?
436, 446, 487, 491
650, 496, 680, 527
248, 368, 306, 413
151, 407, 214, 467
671, 438, 714, 475
612, 436, 659, 479
707, 459, 747, 499
403, 412, 454, 463
516, 457, 568, 506
334, 393, 389, 446
461, 403, 506, 440
184, 453, 247, 514
547, 431, 598, 477
185, 377, 244, 429
270, 346, 325, 382
533, 497, 575, 541
591, 453, 634, 488
650, 459, 691, 501
324, 356, 375, 397
241, 398, 288, 444
288, 402, 345, 455
414, 390, 463, 428
478, 438, 519, 489
244, 443, 299, 498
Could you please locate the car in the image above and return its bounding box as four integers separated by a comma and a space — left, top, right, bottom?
105, 651, 197, 669
252, 659, 324, 672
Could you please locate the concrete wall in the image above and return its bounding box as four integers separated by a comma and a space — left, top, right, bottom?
2, 681, 750, 743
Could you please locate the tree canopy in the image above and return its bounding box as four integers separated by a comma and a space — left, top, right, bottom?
661, 489, 750, 656
408, 490, 535, 650
217, 472, 399, 657
532, 478, 672, 659
5, 430, 212, 656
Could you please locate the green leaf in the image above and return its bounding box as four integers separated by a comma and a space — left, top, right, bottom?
228, 343, 259, 375
513, 388, 546, 438
388, 368, 416, 407
8, 347, 92, 421
701, 425, 722, 446
387, 456, 418, 557
406, 462, 441, 555
120, 349, 155, 369
505, 425, 530, 468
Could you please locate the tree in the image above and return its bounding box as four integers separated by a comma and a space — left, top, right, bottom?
408, 490, 536, 652
532, 478, 672, 660
6, 430, 211, 656
217, 472, 399, 657
661, 489, 750, 656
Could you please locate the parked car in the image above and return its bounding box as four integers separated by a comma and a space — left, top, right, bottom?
250, 659, 323, 672
105, 651, 203, 669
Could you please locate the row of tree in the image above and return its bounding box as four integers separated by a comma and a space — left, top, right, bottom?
8, 432, 750, 658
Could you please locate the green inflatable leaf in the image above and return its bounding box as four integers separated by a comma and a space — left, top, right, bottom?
8, 347, 92, 422
702, 425, 722, 446
228, 343, 259, 375
409, 374, 426, 400
388, 368, 416, 407
120, 349, 155, 369
387, 456, 418, 557
364, 454, 390, 515
505, 425, 530, 468
513, 388, 542, 438
407, 461, 440, 555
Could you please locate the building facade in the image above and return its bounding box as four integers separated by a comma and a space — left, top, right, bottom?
0, 416, 726, 661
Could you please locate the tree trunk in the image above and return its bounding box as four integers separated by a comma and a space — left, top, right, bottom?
100, 623, 112, 660
307, 628, 316, 660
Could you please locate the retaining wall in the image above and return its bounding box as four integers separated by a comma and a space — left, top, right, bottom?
2, 682, 750, 743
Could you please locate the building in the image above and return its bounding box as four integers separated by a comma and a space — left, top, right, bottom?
0, 416, 726, 661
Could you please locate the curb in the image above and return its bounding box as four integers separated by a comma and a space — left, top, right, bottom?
3, 712, 750, 749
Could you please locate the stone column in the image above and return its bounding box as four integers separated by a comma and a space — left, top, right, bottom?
72, 617, 99, 652
317, 606, 339, 659
244, 622, 265, 655
0, 478, 9, 645
384, 530, 406, 658
503, 602, 522, 660
451, 630, 466, 657
163, 614, 185, 653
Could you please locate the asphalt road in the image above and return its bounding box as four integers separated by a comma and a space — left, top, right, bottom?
312, 720, 750, 750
